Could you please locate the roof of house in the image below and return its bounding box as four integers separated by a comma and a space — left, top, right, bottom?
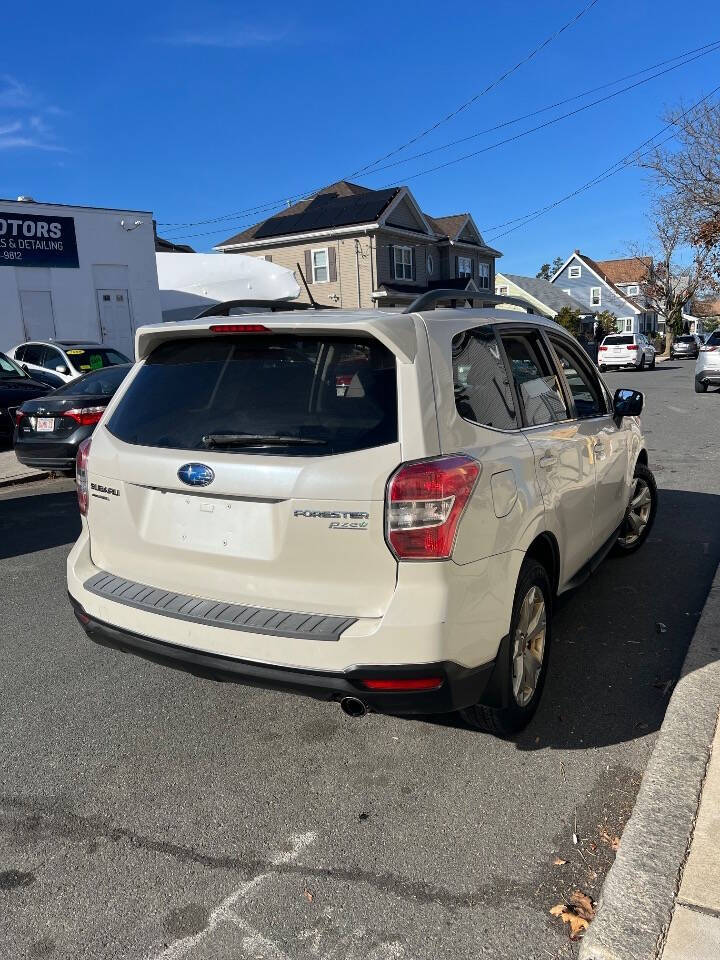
155, 235, 195, 253
695, 297, 720, 317
498, 274, 592, 316
218, 181, 399, 247
216, 181, 500, 253
594, 256, 652, 285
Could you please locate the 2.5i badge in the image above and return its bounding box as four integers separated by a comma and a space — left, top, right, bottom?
294, 509, 369, 530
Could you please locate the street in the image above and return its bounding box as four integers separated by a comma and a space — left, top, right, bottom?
1, 360, 719, 960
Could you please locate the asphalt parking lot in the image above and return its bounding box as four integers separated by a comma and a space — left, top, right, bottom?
1, 360, 719, 960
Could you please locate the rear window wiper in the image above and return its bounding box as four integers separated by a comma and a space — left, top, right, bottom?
201, 433, 327, 447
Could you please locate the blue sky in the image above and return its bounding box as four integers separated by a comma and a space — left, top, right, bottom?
1, 0, 719, 275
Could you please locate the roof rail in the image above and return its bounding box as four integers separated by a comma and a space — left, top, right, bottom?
193, 299, 334, 319
402, 289, 536, 314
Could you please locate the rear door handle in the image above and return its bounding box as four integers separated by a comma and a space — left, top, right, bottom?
538, 453, 558, 469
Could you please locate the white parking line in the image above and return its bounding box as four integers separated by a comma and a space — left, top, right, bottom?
149, 831, 317, 960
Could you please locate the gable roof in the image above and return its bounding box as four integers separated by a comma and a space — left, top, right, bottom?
497, 273, 592, 317
595, 256, 652, 285
550, 251, 643, 313
426, 214, 467, 239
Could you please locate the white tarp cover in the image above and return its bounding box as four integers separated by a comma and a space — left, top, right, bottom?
156, 252, 300, 321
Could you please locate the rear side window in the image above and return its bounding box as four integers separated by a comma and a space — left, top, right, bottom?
603, 335, 633, 345
707, 332, 720, 346
499, 331, 568, 426
65, 347, 129, 372
452, 327, 516, 430
23, 344, 44, 365
108, 335, 398, 456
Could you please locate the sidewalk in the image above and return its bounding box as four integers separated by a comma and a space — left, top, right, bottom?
0, 448, 47, 488
661, 717, 720, 959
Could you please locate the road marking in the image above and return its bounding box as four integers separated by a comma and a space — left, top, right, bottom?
149, 831, 317, 960
667, 405, 689, 413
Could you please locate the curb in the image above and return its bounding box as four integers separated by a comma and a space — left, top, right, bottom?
580, 563, 720, 960
0, 470, 50, 490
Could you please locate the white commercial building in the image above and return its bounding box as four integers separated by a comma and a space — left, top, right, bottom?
0, 197, 161, 358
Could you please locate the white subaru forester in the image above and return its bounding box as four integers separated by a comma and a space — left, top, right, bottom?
67, 292, 657, 735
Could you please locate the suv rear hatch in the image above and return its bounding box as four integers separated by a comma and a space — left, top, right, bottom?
85, 327, 406, 620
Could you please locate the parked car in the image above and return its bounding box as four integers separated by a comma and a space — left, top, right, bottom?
14, 364, 132, 473
671, 335, 701, 360
67, 300, 656, 736
695, 330, 720, 393
598, 333, 656, 371
0, 352, 51, 444
7, 340, 130, 385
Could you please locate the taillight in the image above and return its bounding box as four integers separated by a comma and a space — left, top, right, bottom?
15, 410, 25, 426
627, 344, 639, 351
386, 455, 480, 560
64, 406, 107, 426
358, 677, 443, 691
76, 438, 92, 515
209, 323, 271, 333
598, 346, 607, 352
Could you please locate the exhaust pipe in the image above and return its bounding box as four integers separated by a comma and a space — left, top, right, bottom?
340, 696, 367, 718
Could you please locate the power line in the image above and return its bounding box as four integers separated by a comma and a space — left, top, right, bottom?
158, 0, 602, 231
484, 83, 720, 243
159, 38, 720, 239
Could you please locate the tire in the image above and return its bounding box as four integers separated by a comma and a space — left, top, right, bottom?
695, 379, 707, 393
599, 364, 607, 372
460, 558, 552, 736
612, 463, 657, 556
638, 355, 645, 371
649, 354, 656, 369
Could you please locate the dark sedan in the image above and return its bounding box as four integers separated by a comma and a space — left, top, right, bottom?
14, 364, 131, 473
0, 352, 51, 444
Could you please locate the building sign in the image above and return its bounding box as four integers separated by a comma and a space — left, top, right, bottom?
0, 211, 79, 268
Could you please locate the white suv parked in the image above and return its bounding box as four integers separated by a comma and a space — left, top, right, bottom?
695, 330, 720, 392
67, 293, 657, 735
598, 333, 656, 372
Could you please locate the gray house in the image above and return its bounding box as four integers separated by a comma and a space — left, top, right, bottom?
495, 273, 593, 322
549, 251, 658, 334
215, 181, 502, 308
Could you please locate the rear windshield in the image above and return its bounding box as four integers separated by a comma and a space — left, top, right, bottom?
107, 335, 398, 456
0, 352, 27, 380
66, 348, 129, 372
52, 364, 131, 397
676, 336, 695, 343
603, 335, 633, 345
707, 331, 720, 346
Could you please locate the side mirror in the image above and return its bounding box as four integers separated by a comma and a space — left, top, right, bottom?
55, 364, 69, 375
614, 388, 643, 418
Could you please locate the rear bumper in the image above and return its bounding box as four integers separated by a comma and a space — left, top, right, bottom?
14, 429, 91, 470
68, 594, 493, 714
697, 371, 720, 384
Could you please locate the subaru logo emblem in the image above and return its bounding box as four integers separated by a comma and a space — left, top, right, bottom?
177, 463, 215, 487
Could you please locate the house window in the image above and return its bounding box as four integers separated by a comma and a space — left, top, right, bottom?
426, 253, 434, 275
591, 287, 601, 307
394, 245, 413, 280
628, 284, 639, 296
569, 265, 581, 279
477, 262, 490, 290
457, 256, 473, 279
312, 248, 329, 283
562, 289, 571, 295
497, 285, 508, 295
625, 318, 632, 332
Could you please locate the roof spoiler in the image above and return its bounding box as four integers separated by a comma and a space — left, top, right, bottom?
403, 289, 536, 314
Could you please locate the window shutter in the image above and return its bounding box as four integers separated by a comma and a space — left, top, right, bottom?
454, 255, 459, 278
411, 248, 416, 281
389, 245, 395, 279
304, 250, 313, 284
328, 246, 337, 283
470, 259, 475, 277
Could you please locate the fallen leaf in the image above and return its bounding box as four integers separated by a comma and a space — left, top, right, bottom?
358, 812, 370, 822
550, 890, 595, 941
600, 830, 620, 851
553, 857, 568, 866
304, 889, 313, 903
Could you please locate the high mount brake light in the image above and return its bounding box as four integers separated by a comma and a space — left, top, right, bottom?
76, 438, 92, 516
208, 324, 271, 333
65, 406, 106, 426
386, 455, 480, 560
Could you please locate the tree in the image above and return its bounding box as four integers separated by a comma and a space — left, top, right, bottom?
536, 256, 565, 280
632, 199, 719, 357
644, 101, 720, 258
554, 305, 583, 337
593, 310, 617, 339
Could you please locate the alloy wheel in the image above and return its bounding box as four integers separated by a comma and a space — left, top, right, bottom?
618, 477, 652, 547
511, 586, 547, 707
